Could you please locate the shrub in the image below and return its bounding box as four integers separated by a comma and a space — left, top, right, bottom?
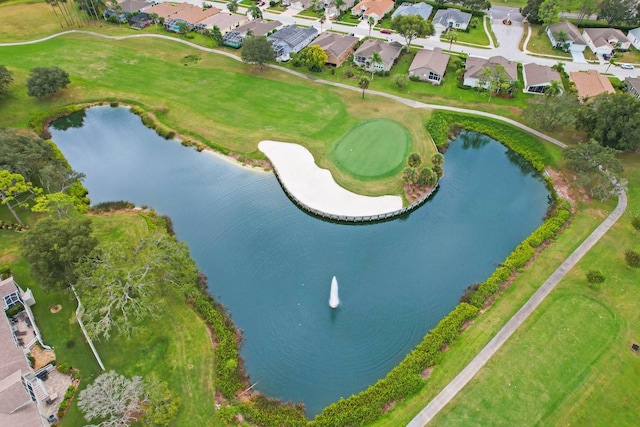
6, 303, 24, 317
109, 101, 119, 107
343, 69, 354, 78
57, 363, 71, 374
393, 74, 407, 88
632, 217, 640, 231
625, 249, 640, 268
407, 152, 422, 167
90, 200, 135, 213
585, 270, 605, 286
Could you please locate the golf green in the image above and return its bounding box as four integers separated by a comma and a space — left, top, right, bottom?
330, 119, 411, 180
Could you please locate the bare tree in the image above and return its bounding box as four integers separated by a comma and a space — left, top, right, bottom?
78, 371, 146, 427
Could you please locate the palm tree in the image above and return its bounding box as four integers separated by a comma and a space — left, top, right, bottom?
319, 15, 326, 33
227, 0, 239, 13
248, 5, 262, 20
334, 0, 345, 15
358, 76, 370, 98
367, 16, 374, 37
446, 29, 457, 51
370, 50, 382, 79
150, 12, 159, 29
544, 79, 562, 97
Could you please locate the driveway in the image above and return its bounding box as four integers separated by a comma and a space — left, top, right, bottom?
571, 50, 587, 63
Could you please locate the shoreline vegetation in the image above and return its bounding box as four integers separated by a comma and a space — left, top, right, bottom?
34, 104, 566, 426
3, 4, 634, 425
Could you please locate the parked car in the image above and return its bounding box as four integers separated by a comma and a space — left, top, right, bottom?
380, 29, 392, 34
602, 53, 611, 60
621, 64, 634, 70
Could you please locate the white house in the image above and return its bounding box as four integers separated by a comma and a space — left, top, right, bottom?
391, 2, 433, 20
582, 27, 631, 55
522, 63, 562, 94
545, 21, 587, 52
628, 28, 640, 50
432, 8, 472, 32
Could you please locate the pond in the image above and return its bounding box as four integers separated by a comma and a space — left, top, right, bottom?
50, 106, 550, 417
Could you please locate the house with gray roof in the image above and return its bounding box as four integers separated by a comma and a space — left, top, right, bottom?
353, 39, 403, 72
582, 27, 631, 55
311, 32, 359, 67
625, 77, 640, 99
628, 27, 640, 50
223, 20, 283, 48
463, 55, 517, 88
392, 2, 433, 20
522, 63, 561, 94
432, 8, 472, 32
546, 20, 587, 52
267, 25, 319, 61
408, 47, 449, 84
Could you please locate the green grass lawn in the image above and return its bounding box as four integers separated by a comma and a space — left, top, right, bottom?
442, 23, 490, 47
1, 211, 218, 427
329, 119, 411, 180
525, 25, 572, 58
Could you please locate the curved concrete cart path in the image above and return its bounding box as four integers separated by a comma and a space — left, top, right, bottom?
259, 140, 402, 217
407, 187, 628, 427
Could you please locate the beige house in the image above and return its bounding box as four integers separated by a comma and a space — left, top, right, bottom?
522, 63, 562, 94
545, 20, 587, 52
408, 48, 450, 84
144, 2, 192, 20
463, 55, 517, 88
311, 32, 359, 67
582, 27, 631, 55
351, 0, 394, 23
200, 12, 248, 33
570, 69, 615, 100
353, 39, 403, 72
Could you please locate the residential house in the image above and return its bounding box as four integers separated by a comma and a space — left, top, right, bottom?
625, 77, 640, 99
432, 8, 472, 32
223, 19, 283, 48
545, 21, 587, 52
168, 5, 220, 32
144, 2, 192, 21
281, 0, 314, 10
582, 27, 631, 55
119, 0, 154, 14
522, 63, 562, 94
391, 2, 433, 20
569, 69, 615, 100
129, 12, 154, 29
0, 277, 49, 427
326, 0, 357, 19
351, 0, 394, 23
628, 27, 640, 50
267, 25, 319, 61
408, 47, 450, 84
311, 32, 359, 66
463, 55, 517, 88
353, 39, 403, 72
200, 12, 248, 33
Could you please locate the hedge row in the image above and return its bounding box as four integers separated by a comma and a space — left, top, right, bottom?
468, 200, 572, 308
239, 395, 308, 427
312, 303, 479, 427
191, 295, 245, 398
425, 111, 553, 171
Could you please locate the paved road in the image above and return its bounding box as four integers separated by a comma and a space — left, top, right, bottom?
407, 186, 628, 426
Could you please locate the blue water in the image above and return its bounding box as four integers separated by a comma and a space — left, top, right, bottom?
51, 106, 550, 416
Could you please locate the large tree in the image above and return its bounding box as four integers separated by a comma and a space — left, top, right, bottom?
0, 170, 39, 226
391, 15, 434, 50
20, 217, 98, 290
26, 66, 71, 98
241, 35, 275, 69
563, 140, 624, 201
521, 0, 545, 24
297, 45, 328, 72
575, 93, 640, 152
524, 93, 579, 131
539, 0, 561, 28
598, 0, 636, 25
0, 128, 55, 180
358, 75, 370, 99
77, 232, 198, 340
78, 371, 146, 427
460, 0, 490, 11
0, 65, 13, 96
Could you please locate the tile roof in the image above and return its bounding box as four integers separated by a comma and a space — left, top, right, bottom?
311, 32, 359, 59
523, 63, 561, 87
465, 55, 518, 80
118, 0, 152, 14
432, 8, 472, 26
354, 39, 403, 65
199, 12, 245, 30
171, 5, 220, 25
352, 0, 395, 18
409, 47, 449, 76
391, 2, 433, 20
235, 19, 283, 36
547, 20, 586, 45
570, 69, 615, 99
583, 27, 630, 48
144, 2, 191, 19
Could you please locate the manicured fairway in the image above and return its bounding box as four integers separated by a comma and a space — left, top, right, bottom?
330, 119, 411, 180
431, 294, 617, 425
